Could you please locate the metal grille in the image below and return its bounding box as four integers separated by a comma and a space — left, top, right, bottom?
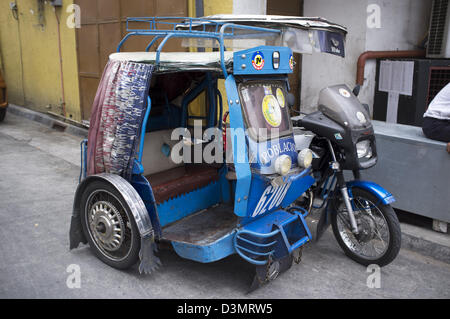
428, 0, 449, 55
427, 67, 450, 104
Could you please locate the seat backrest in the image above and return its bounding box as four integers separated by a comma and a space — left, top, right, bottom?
141, 129, 183, 176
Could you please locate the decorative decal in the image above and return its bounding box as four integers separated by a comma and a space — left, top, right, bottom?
289, 54, 294, 70
252, 182, 292, 217
339, 88, 351, 98
262, 95, 282, 127
276, 88, 285, 108
252, 51, 265, 70
334, 133, 343, 140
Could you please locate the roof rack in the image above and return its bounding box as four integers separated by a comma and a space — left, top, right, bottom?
117, 17, 281, 77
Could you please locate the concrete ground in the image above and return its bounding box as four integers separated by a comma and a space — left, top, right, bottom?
0, 112, 449, 299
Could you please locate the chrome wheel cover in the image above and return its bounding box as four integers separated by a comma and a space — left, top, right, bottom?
89, 201, 124, 252
85, 190, 133, 261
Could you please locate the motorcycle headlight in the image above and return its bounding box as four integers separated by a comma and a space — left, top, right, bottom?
274, 155, 292, 176
298, 148, 313, 168
356, 140, 372, 159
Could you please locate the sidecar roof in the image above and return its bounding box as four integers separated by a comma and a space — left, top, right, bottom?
109, 51, 234, 74
187, 14, 347, 33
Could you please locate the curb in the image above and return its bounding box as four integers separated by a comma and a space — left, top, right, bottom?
8, 104, 88, 138
400, 223, 450, 264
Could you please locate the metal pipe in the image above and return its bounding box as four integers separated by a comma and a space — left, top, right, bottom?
54, 9, 66, 117
356, 50, 425, 85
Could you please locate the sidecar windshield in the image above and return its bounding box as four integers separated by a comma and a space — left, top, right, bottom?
238, 81, 292, 141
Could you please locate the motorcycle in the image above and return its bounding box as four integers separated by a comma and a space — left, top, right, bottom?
293, 84, 401, 266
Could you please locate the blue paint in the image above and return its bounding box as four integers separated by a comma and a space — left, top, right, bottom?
248, 136, 298, 172
181, 75, 217, 129
242, 167, 315, 221
154, 168, 230, 227
347, 180, 396, 205
161, 143, 171, 157
224, 75, 252, 217
130, 174, 162, 238
233, 46, 293, 75
234, 209, 311, 265
117, 17, 280, 77
157, 180, 222, 227
171, 232, 236, 263
137, 96, 151, 163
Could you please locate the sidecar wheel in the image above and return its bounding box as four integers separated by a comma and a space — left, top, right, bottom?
331, 188, 401, 267
80, 180, 140, 270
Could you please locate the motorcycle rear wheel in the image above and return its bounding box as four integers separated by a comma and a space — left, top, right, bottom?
331, 188, 401, 267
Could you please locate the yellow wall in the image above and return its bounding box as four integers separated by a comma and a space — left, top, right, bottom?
204, 0, 233, 16
187, 0, 233, 124
0, 0, 80, 121
0, 0, 233, 124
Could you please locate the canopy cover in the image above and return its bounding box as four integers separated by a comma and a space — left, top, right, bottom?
178, 15, 347, 57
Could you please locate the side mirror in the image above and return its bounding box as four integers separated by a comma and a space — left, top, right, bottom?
287, 93, 295, 109
352, 84, 361, 97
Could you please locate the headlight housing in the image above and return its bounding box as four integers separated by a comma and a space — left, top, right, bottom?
298, 148, 313, 168
274, 155, 292, 176
356, 140, 373, 159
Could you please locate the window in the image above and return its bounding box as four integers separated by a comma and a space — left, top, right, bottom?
238, 81, 292, 141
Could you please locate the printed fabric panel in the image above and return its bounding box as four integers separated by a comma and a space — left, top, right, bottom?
86, 60, 153, 179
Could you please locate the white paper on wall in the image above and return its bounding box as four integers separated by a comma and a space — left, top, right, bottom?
379, 60, 414, 123
379, 60, 414, 96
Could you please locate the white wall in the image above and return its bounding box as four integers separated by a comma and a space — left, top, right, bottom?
362, 0, 431, 113
301, 0, 368, 113
301, 0, 431, 115
233, 0, 267, 14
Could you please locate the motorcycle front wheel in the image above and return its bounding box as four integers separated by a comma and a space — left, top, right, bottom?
331, 188, 401, 267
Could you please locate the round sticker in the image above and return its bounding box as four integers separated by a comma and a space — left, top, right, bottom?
289, 54, 294, 70
252, 51, 265, 70
262, 95, 282, 127
339, 88, 351, 98
276, 88, 285, 108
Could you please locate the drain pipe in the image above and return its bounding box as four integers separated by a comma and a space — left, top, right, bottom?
356, 50, 426, 86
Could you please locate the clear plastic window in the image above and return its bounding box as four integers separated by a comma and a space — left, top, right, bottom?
238, 81, 292, 141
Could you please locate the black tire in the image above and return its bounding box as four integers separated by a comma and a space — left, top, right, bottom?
80, 180, 141, 270
0, 108, 6, 122
331, 188, 401, 267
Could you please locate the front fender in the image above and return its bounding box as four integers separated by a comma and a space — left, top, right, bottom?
346, 180, 395, 205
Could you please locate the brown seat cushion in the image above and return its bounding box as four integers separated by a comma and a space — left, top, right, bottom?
147, 165, 220, 204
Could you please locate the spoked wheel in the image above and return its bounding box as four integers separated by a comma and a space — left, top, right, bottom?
331, 188, 401, 267
80, 180, 140, 269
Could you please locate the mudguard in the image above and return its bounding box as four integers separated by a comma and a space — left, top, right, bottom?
315, 180, 395, 241
346, 180, 395, 205
69, 173, 161, 274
